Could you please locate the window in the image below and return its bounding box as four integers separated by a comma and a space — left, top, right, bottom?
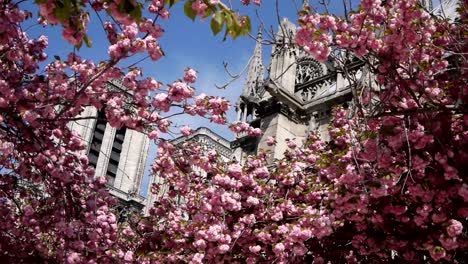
88, 110, 107, 168
295, 58, 323, 86
106, 126, 126, 186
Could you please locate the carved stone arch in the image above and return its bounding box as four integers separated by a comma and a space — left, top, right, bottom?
295, 57, 326, 86
419, 0, 433, 10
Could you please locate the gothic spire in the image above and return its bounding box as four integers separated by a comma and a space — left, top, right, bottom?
242, 25, 264, 99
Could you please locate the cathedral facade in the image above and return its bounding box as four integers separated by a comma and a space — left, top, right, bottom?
231, 18, 362, 162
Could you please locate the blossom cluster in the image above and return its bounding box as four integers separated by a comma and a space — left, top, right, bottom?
1, 0, 466, 263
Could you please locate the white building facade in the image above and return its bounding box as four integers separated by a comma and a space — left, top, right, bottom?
70, 79, 149, 215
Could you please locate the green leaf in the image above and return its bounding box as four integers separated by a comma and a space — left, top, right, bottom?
53, 3, 71, 23
223, 12, 239, 39
83, 35, 92, 47
204, 6, 214, 18
118, 0, 128, 13
75, 41, 82, 50
159, 47, 166, 56
298, 10, 308, 16
229, 15, 242, 39
213, 10, 223, 25
211, 18, 223, 35
184, 0, 196, 21
129, 4, 142, 21
165, 0, 180, 6
210, 11, 224, 35
224, 10, 233, 28
241, 15, 251, 36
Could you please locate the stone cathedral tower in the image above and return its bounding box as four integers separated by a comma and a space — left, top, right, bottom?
69, 79, 149, 214
232, 18, 361, 162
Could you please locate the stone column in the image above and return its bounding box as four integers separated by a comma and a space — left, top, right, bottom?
236, 103, 242, 121
242, 104, 248, 122
95, 125, 116, 179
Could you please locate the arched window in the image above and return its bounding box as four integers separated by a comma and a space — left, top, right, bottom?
420, 0, 433, 11
295, 58, 323, 85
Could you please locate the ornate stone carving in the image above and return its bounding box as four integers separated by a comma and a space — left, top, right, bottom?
297, 77, 334, 102
295, 58, 323, 85
171, 127, 232, 160
194, 134, 232, 159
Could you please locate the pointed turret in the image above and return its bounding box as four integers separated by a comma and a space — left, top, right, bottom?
269, 18, 298, 94
242, 26, 264, 98
235, 26, 265, 124
232, 26, 265, 162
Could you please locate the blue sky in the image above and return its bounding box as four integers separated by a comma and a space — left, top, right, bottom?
20, 0, 352, 196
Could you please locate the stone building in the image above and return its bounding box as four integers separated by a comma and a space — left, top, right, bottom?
232, 0, 457, 162
70, 79, 149, 216
169, 127, 233, 160
231, 18, 362, 162
144, 127, 232, 215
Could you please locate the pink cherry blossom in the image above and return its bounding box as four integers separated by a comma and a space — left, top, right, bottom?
184, 68, 198, 83
180, 126, 193, 136
447, 219, 463, 238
